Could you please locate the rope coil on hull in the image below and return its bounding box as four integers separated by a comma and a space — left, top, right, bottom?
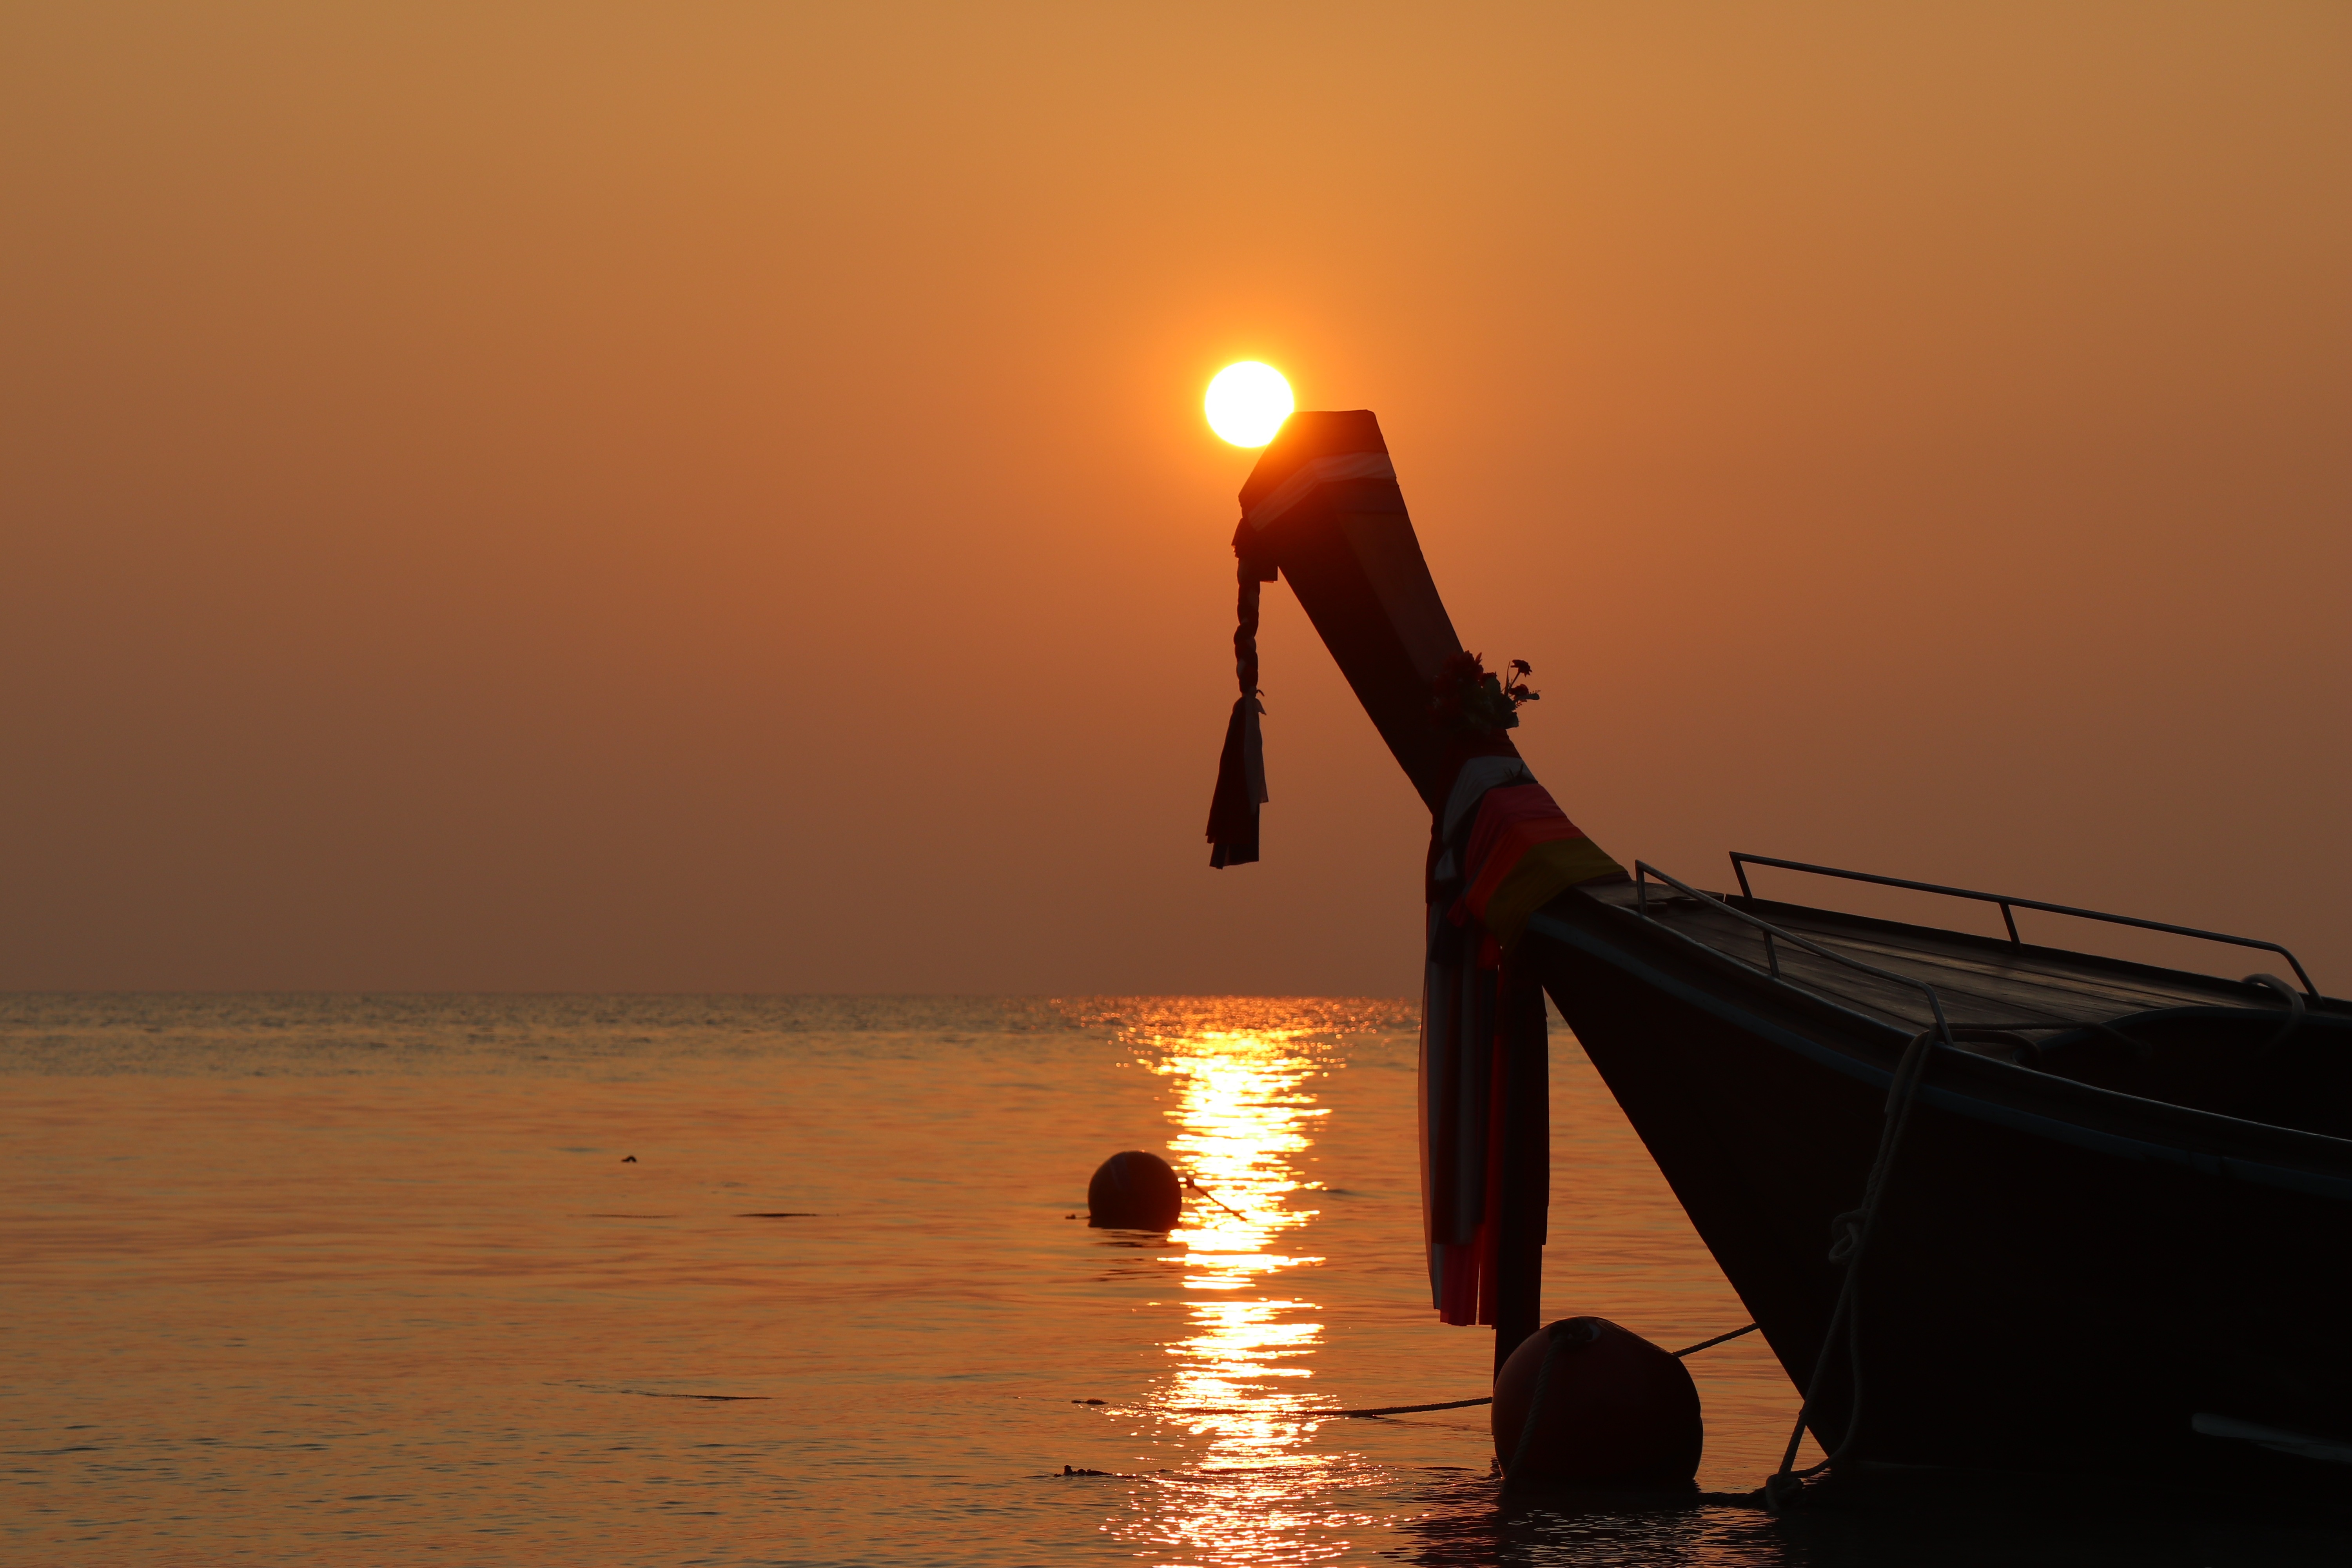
1767, 1026, 1941, 1512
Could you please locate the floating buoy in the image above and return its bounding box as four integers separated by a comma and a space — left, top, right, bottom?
1491, 1316, 1702, 1488
1086, 1151, 1182, 1230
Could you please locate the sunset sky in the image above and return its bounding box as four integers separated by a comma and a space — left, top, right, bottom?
3, 3, 2345, 995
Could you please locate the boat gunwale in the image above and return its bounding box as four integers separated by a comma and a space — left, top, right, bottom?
1721, 893, 2348, 1020
1596, 875, 2343, 1023
1726, 849, 2321, 999
1528, 889, 2352, 1197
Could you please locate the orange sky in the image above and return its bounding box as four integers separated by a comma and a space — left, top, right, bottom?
2, 4, 2346, 995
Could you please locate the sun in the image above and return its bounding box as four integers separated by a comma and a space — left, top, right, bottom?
1204, 362, 1294, 448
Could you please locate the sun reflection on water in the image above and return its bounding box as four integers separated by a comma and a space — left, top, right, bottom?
1158, 1029, 1327, 1446
1120, 1012, 1363, 1564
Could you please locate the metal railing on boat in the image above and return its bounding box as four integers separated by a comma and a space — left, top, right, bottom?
1726, 852, 2317, 999
1633, 861, 1959, 1049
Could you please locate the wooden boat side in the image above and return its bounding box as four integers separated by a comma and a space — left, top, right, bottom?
1524, 884, 2352, 1489
1559, 884, 2352, 1178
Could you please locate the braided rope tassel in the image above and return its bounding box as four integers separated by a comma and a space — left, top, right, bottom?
1206, 557, 1270, 867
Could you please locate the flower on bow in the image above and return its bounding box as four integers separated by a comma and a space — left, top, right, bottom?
1430, 651, 1539, 733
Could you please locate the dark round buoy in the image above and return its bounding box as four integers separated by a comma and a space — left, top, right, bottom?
1087, 1150, 1182, 1230
1491, 1316, 1702, 1488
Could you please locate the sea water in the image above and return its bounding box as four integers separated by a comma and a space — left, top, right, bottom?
4, 995, 2339, 1566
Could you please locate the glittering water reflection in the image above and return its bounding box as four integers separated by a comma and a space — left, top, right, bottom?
1119, 1017, 1365, 1563
1159, 1027, 1328, 1454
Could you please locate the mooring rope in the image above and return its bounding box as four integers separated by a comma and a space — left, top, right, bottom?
1765, 1026, 1939, 1513
1670, 1322, 1760, 1357
1182, 1176, 1253, 1223
1072, 1320, 1759, 1424
1074, 1395, 1492, 1419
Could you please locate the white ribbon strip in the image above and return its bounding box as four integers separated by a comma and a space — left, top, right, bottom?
1243, 452, 1399, 531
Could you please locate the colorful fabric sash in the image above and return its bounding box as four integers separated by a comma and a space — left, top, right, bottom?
1420, 769, 1624, 1324
1456, 784, 1624, 953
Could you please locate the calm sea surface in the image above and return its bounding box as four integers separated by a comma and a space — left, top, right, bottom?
4, 996, 2339, 1566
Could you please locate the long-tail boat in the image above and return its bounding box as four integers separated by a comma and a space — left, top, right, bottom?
1204, 410, 2352, 1504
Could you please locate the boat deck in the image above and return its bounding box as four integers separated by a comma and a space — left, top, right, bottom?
1582, 878, 2295, 1038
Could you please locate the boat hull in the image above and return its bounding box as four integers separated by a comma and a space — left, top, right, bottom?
1524, 887, 2352, 1498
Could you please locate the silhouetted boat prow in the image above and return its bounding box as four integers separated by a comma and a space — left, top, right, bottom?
1207, 407, 2352, 1508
